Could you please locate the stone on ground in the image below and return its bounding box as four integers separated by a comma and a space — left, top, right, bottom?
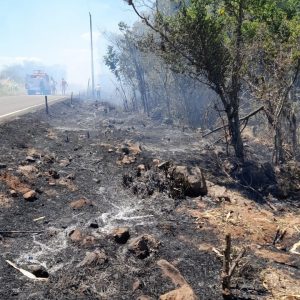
113, 227, 130, 244
23, 190, 37, 201
128, 234, 160, 259
77, 249, 107, 267
69, 198, 93, 209
159, 284, 197, 300
173, 166, 207, 197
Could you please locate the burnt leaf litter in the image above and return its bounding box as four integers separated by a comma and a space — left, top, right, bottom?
0, 99, 299, 299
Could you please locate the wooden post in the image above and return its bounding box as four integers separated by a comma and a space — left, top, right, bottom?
89, 12, 95, 100
70, 92, 73, 105
45, 96, 49, 115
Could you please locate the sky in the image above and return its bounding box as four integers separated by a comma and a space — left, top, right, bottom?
0, 0, 138, 90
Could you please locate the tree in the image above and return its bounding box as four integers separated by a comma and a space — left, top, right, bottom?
245, 0, 300, 163
105, 23, 150, 114
125, 0, 300, 162
125, 0, 247, 160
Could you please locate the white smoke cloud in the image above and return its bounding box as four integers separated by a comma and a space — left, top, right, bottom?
0, 56, 42, 68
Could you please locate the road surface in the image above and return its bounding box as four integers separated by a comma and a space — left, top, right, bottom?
0, 95, 67, 122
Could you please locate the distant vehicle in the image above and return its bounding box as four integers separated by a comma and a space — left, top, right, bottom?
25, 70, 51, 95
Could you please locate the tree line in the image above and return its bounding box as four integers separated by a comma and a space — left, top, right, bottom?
105, 0, 300, 164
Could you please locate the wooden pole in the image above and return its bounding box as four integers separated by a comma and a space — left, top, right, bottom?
89, 12, 95, 100
45, 96, 49, 115
70, 91, 73, 105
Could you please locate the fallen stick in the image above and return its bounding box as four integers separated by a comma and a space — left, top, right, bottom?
203, 106, 264, 137
272, 228, 287, 245
0, 230, 44, 234
33, 216, 45, 222
6, 260, 48, 281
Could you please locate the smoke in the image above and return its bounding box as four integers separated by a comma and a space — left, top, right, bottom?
0, 60, 66, 85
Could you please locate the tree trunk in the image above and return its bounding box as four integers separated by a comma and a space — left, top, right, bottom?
226, 0, 244, 162
227, 108, 244, 161
274, 124, 284, 164
291, 113, 297, 157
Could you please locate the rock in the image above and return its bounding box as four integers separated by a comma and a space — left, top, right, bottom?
9, 190, 18, 197
23, 190, 37, 201
132, 278, 142, 292
69, 198, 93, 209
128, 234, 160, 259
77, 249, 108, 267
137, 164, 146, 172
59, 159, 70, 167
27, 264, 49, 278
27, 148, 42, 158
137, 164, 146, 177
113, 227, 130, 244
69, 229, 82, 242
26, 156, 36, 163
173, 166, 207, 197
153, 159, 160, 166
290, 240, 300, 255
128, 143, 142, 155
119, 155, 136, 165
157, 259, 187, 287
108, 148, 114, 153
159, 284, 197, 300
82, 235, 96, 246
0, 163, 7, 169
157, 259, 197, 300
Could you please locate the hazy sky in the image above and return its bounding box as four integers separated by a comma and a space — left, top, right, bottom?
0, 0, 138, 86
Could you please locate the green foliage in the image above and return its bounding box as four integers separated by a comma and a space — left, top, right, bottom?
154, 0, 300, 79
104, 45, 120, 80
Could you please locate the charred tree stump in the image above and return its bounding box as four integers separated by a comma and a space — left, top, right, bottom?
222, 234, 246, 299
222, 234, 232, 299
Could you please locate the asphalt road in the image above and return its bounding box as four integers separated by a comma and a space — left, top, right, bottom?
0, 95, 67, 122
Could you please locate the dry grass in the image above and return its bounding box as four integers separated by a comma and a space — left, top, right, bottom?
261, 267, 300, 300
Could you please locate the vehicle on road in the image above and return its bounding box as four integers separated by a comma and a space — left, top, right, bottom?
25, 70, 52, 95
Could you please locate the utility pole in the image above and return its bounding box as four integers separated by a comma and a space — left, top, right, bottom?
89, 12, 95, 100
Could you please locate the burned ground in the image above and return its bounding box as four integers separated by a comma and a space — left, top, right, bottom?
0, 99, 299, 300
